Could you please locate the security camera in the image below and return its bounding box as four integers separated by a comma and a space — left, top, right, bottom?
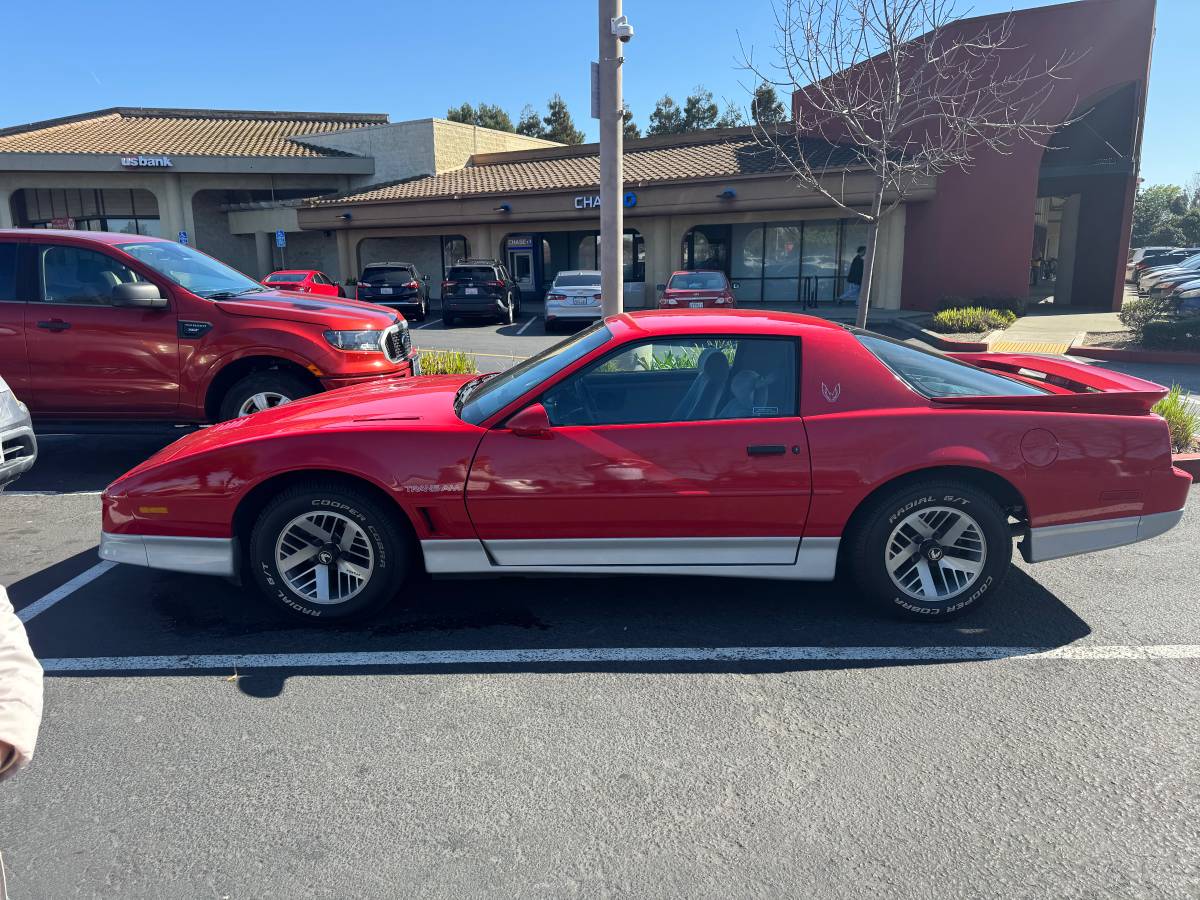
611, 15, 634, 42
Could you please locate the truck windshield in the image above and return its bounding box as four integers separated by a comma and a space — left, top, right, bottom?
117, 242, 265, 299
459, 322, 612, 425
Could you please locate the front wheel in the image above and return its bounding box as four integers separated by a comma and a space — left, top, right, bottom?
849, 481, 1012, 620
249, 481, 411, 621
218, 371, 315, 421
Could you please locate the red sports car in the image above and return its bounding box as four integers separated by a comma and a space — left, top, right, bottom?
100, 311, 1190, 622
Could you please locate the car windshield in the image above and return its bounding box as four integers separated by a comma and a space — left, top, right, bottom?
363, 267, 414, 285
448, 266, 496, 281
669, 272, 727, 290
459, 322, 612, 425
117, 242, 264, 298
856, 332, 1048, 398
554, 274, 601, 288
266, 273, 306, 282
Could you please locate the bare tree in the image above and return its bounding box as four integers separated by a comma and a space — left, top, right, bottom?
744, 0, 1080, 327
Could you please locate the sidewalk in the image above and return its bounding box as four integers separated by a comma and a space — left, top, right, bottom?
989, 309, 1122, 354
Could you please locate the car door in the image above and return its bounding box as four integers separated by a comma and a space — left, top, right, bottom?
465, 335, 810, 566
0, 241, 29, 398
312, 272, 338, 297
24, 241, 180, 415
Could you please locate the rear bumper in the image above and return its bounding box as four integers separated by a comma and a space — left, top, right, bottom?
1020, 507, 1186, 563
100, 532, 237, 576
444, 296, 505, 314
545, 307, 602, 321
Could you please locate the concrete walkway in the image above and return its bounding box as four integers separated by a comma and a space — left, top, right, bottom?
989, 309, 1122, 354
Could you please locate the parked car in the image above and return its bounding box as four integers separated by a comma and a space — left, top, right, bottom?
441, 259, 521, 326
544, 270, 602, 330
262, 269, 344, 297
1141, 254, 1200, 296
1134, 248, 1200, 286
1126, 246, 1173, 281
100, 310, 1189, 624
657, 270, 737, 309
0, 373, 36, 489
355, 262, 430, 322
0, 230, 416, 429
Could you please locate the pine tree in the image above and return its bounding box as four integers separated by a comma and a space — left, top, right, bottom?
682, 86, 719, 131
516, 104, 545, 138
647, 95, 685, 135
446, 102, 477, 124
541, 94, 586, 144
750, 82, 787, 125
445, 102, 515, 132
622, 104, 640, 139
715, 101, 746, 128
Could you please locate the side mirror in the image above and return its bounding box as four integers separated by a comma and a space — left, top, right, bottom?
655, 283, 666, 293
111, 282, 167, 309
506, 403, 552, 438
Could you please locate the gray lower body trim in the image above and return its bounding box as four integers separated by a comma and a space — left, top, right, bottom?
1021, 507, 1185, 563
99, 532, 237, 577
421, 537, 840, 581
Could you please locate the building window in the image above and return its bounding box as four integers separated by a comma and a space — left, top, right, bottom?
567, 229, 643, 281
442, 235, 468, 273
13, 187, 160, 236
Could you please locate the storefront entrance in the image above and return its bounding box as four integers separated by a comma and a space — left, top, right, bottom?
505, 237, 537, 298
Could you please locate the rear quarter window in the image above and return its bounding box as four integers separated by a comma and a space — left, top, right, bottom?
856, 332, 1047, 398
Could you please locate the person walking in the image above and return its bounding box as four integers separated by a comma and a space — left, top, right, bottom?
838, 246, 866, 305
1, 584, 44, 898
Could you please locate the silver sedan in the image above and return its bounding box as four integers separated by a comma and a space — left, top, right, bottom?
0, 374, 36, 489
544, 270, 603, 330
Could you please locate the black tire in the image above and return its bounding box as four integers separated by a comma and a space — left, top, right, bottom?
848, 480, 1011, 621
336, 285, 346, 298
413, 298, 427, 322
499, 296, 514, 325
218, 371, 315, 422
442, 310, 456, 327
249, 481, 411, 621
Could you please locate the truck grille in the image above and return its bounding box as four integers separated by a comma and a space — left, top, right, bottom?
382, 324, 411, 363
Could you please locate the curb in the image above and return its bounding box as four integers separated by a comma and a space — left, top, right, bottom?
1172, 453, 1200, 479
1066, 335, 1200, 365
891, 317, 992, 352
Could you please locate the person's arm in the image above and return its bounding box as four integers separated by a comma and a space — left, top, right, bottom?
0, 585, 43, 781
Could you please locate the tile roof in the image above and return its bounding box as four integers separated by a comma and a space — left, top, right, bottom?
309, 129, 863, 205
0, 107, 388, 158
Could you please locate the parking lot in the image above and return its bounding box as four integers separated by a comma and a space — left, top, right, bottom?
1, 314, 1198, 898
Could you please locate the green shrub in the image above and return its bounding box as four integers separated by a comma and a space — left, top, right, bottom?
418, 349, 477, 374
1152, 385, 1200, 452
1118, 296, 1172, 339
937, 295, 1026, 316
1140, 319, 1200, 352
928, 306, 1017, 334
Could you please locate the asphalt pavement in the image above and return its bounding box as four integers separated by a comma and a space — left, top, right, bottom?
1, 315, 1198, 899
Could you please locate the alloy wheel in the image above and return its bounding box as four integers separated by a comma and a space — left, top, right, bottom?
885, 506, 987, 601
274, 511, 375, 605
237, 391, 291, 417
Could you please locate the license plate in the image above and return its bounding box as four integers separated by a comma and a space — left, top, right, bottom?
466, 287, 479, 295
689, 301, 704, 308
569, 297, 590, 305
380, 287, 392, 295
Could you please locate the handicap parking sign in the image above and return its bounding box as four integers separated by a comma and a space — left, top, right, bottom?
275, 229, 287, 248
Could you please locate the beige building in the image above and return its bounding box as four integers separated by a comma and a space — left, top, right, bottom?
0, 107, 557, 281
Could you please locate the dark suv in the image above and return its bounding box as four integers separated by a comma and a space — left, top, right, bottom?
355, 262, 430, 321
441, 259, 521, 327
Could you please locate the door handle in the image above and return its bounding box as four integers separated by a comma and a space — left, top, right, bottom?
746, 444, 787, 456
36, 319, 71, 332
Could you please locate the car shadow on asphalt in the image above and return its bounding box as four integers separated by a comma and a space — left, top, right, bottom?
17, 434, 180, 493
18, 558, 1090, 691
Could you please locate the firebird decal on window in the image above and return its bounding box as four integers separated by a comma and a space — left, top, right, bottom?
821, 383, 842, 403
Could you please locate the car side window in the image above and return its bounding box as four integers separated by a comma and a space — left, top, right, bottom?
0, 244, 17, 302
314, 272, 329, 285
37, 244, 142, 305
542, 336, 799, 427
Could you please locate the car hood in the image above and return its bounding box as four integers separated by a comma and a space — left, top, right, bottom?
120, 375, 475, 475
216, 289, 401, 328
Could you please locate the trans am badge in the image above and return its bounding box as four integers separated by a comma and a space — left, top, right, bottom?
821, 382, 842, 403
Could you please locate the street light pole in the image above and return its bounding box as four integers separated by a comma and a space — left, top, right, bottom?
598, 0, 624, 317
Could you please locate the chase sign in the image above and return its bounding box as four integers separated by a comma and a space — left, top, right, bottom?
120, 155, 173, 168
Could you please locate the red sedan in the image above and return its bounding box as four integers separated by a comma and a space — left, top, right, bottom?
100, 311, 1190, 622
658, 270, 736, 309
262, 269, 344, 297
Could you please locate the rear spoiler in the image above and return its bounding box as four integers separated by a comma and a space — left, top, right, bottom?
937, 353, 1169, 414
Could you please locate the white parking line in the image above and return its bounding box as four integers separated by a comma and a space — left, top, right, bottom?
516, 316, 536, 335
18, 560, 115, 623
414, 319, 440, 329
36, 643, 1200, 672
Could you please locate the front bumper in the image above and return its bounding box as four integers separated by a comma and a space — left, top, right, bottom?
320, 357, 417, 390
1020, 506, 1186, 563
99, 532, 237, 576
0, 398, 37, 488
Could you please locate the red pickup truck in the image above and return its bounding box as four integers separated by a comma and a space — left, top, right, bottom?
0, 230, 416, 427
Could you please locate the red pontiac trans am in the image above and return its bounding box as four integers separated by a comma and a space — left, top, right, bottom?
100, 310, 1191, 622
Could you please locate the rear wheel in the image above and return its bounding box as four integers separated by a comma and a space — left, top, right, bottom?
249, 481, 410, 621
849, 480, 1011, 620
442, 310, 457, 327
218, 371, 315, 421
413, 298, 427, 321
499, 296, 515, 325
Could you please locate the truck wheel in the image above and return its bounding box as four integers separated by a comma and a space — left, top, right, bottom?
219, 372, 315, 421
848, 480, 1012, 621
249, 481, 410, 621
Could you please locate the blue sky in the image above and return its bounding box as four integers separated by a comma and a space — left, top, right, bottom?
4, 0, 1196, 188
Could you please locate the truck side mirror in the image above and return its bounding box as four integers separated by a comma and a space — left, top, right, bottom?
111, 283, 167, 309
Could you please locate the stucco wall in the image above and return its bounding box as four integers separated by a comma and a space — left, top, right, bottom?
429, 120, 559, 174
191, 189, 257, 275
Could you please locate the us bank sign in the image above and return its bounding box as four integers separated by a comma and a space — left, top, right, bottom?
120, 155, 173, 168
